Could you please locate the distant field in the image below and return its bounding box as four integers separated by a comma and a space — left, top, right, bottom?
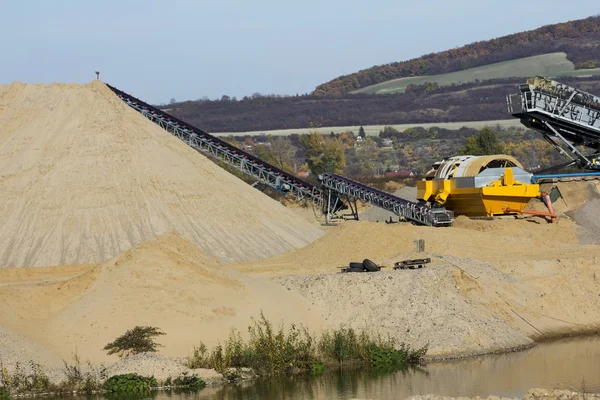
351, 53, 600, 95
216, 119, 524, 137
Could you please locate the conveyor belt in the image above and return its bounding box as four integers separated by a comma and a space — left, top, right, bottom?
508, 76, 600, 170
106, 84, 319, 202
319, 174, 454, 226
107, 83, 453, 227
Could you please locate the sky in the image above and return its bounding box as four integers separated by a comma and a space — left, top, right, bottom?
1, 0, 598, 104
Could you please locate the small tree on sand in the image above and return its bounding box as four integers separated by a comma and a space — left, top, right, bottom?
103, 326, 165, 358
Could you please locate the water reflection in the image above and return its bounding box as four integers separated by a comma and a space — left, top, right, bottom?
57, 335, 600, 400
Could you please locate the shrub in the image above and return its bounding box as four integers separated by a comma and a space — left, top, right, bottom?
0, 361, 54, 394
0, 387, 9, 400
61, 351, 107, 393
186, 313, 428, 378
172, 372, 205, 389
103, 326, 165, 358
244, 312, 316, 375
103, 374, 157, 393
187, 343, 210, 369
318, 327, 369, 364
309, 363, 325, 376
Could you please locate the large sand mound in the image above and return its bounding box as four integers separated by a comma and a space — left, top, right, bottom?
0, 81, 322, 267
0, 233, 323, 364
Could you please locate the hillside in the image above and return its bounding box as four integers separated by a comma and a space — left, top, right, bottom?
165, 76, 600, 133
352, 53, 600, 95
314, 15, 600, 96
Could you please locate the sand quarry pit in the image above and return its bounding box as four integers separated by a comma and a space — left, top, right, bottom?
2, 81, 600, 379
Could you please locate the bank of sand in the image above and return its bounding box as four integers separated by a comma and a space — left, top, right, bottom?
0, 81, 323, 267
2, 81, 600, 387
2, 213, 600, 380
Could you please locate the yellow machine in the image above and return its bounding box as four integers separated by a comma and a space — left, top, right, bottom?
416, 155, 541, 217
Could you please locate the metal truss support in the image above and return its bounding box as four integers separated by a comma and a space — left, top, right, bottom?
107, 84, 320, 203
318, 174, 454, 227
541, 121, 595, 169
509, 77, 600, 170
107, 83, 454, 227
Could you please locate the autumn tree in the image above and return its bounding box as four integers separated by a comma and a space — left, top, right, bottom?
299, 132, 345, 175
354, 137, 378, 177
253, 135, 296, 173
459, 128, 506, 156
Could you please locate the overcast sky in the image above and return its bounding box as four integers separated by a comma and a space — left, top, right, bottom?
1, 0, 597, 103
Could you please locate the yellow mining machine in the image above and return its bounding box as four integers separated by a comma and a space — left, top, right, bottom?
416, 155, 542, 217
418, 75, 600, 220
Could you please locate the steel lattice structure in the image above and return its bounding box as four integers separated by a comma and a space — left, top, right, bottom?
508, 76, 600, 170
107, 84, 318, 201
107, 84, 453, 227
319, 174, 454, 226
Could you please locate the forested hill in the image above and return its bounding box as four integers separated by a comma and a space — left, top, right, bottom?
314, 15, 600, 96
163, 76, 600, 133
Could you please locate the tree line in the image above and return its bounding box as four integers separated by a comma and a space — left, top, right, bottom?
164, 76, 600, 133
222, 125, 569, 183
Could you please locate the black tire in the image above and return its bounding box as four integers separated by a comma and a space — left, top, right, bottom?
349, 262, 364, 269
363, 259, 379, 272
345, 267, 365, 273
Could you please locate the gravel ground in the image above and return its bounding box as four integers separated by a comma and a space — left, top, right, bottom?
409, 388, 600, 400
276, 258, 532, 359
105, 353, 224, 384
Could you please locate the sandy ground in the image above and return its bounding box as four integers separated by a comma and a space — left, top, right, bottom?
0, 233, 325, 368
409, 389, 600, 400
2, 81, 600, 389
2, 214, 600, 377
0, 81, 322, 267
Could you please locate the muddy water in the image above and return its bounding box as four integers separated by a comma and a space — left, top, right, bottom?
67, 335, 600, 399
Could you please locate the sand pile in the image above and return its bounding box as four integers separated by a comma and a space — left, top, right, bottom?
0, 233, 322, 364
236, 218, 600, 358
0, 81, 322, 267
277, 264, 533, 358
234, 217, 585, 276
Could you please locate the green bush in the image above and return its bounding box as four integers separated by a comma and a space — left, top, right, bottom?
244, 313, 316, 375
186, 313, 428, 377
103, 326, 165, 358
365, 344, 405, 370
319, 327, 368, 364
187, 313, 317, 376
103, 374, 157, 393
172, 372, 205, 389
0, 387, 9, 400
309, 363, 325, 376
